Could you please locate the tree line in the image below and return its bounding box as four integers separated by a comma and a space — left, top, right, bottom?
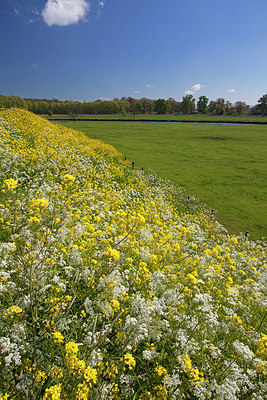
0, 93, 267, 116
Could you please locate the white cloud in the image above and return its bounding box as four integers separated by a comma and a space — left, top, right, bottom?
134, 90, 141, 94
99, 1, 105, 7
32, 63, 37, 69
146, 84, 152, 88
192, 83, 203, 91
184, 83, 204, 95
42, 0, 90, 26
227, 88, 236, 93
184, 90, 194, 95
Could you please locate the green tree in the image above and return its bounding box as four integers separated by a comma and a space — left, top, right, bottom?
181, 95, 195, 114
197, 96, 209, 114
234, 101, 247, 115
257, 94, 267, 115
208, 100, 216, 113
215, 98, 225, 115
155, 99, 169, 114
168, 98, 179, 114
135, 101, 144, 113
225, 101, 234, 115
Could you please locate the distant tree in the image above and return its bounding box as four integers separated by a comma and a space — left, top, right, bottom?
225, 101, 234, 115
257, 94, 267, 115
181, 95, 195, 114
168, 98, 179, 114
155, 98, 169, 114
208, 100, 216, 113
234, 101, 247, 115
215, 98, 225, 115
197, 96, 209, 114
135, 101, 144, 114
129, 99, 138, 118
0, 95, 8, 108
146, 99, 155, 113
35, 101, 49, 114
139, 98, 151, 114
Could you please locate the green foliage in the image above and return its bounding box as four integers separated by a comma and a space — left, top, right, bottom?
155, 98, 169, 114
257, 94, 267, 115
181, 94, 196, 114
197, 96, 209, 114
215, 98, 225, 115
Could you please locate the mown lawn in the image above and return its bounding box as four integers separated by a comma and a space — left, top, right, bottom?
47, 113, 267, 123
59, 121, 267, 240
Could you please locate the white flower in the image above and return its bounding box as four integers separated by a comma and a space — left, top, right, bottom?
233, 340, 254, 361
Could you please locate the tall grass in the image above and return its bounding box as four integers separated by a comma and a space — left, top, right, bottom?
0, 109, 266, 400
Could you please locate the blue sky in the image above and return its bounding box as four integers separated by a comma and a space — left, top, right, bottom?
1, 0, 267, 105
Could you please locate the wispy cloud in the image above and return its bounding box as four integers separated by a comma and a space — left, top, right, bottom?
192, 83, 203, 91
99, 1, 105, 7
226, 88, 236, 93
134, 90, 141, 94
32, 63, 37, 70
184, 83, 204, 95
184, 90, 194, 95
146, 84, 152, 88
42, 0, 90, 27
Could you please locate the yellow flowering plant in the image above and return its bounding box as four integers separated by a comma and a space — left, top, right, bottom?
0, 108, 266, 399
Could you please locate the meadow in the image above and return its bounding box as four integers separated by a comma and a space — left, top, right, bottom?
0, 109, 266, 400
47, 114, 267, 124
59, 121, 267, 241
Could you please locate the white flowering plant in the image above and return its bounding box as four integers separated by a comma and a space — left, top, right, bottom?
0, 108, 266, 400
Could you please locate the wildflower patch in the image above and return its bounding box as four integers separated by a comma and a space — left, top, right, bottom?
0, 108, 266, 399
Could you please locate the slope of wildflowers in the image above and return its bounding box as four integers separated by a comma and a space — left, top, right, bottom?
0, 108, 266, 400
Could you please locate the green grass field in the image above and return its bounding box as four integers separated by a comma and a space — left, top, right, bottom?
59, 121, 267, 240
48, 113, 267, 124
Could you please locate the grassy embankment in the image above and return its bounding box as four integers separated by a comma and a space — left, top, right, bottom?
0, 109, 266, 400
59, 121, 267, 241
47, 113, 267, 124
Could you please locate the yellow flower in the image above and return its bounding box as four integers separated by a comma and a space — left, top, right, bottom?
190, 368, 205, 386
51, 331, 64, 344
76, 383, 90, 400
44, 384, 62, 400
0, 394, 10, 400
180, 355, 192, 373
256, 360, 266, 375
34, 370, 47, 384
2, 178, 18, 191
153, 385, 168, 399
63, 174, 76, 184
155, 365, 167, 377
29, 198, 49, 210
110, 298, 120, 313
84, 366, 98, 385
231, 314, 242, 325
105, 247, 120, 261
65, 341, 79, 355
5, 305, 23, 317
29, 216, 40, 223
256, 334, 267, 356
105, 361, 118, 379
187, 273, 197, 285
123, 353, 136, 370
230, 236, 238, 244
